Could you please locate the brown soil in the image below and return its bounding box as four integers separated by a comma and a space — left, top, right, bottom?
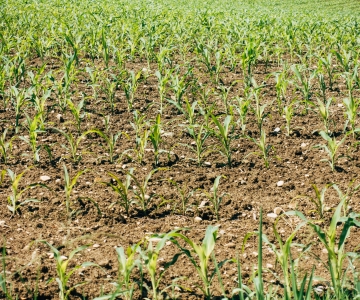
1, 56, 360, 299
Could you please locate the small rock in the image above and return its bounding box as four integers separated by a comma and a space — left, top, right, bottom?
277, 180, 284, 187
274, 127, 280, 133
194, 217, 202, 223
274, 207, 282, 215
266, 263, 273, 269
204, 161, 211, 167
225, 242, 236, 249
40, 175, 51, 182
56, 114, 64, 122
93, 244, 100, 248
165, 241, 172, 246
55, 179, 61, 184
252, 251, 258, 257
162, 132, 174, 137
85, 181, 91, 186
301, 143, 308, 148
198, 200, 208, 208
47, 252, 54, 259
267, 213, 278, 219
322, 248, 328, 254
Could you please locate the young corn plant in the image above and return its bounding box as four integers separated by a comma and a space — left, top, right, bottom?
273, 69, 290, 115
63, 164, 87, 216
167, 226, 222, 300
6, 168, 45, 216
129, 169, 158, 214
319, 53, 337, 90
10, 86, 31, 133
155, 70, 171, 114
235, 97, 250, 135
169, 180, 195, 216
343, 97, 359, 136
291, 65, 316, 114
19, 113, 44, 163
284, 102, 295, 136
149, 114, 162, 167
43, 242, 99, 300
210, 114, 236, 167
101, 169, 134, 217
287, 199, 360, 300
314, 131, 346, 172
123, 70, 142, 111
315, 97, 333, 133
246, 129, 273, 168
241, 40, 259, 87
251, 85, 269, 133
0, 129, 14, 165
138, 232, 182, 300
85, 129, 124, 164
67, 98, 85, 134
95, 245, 141, 300
202, 175, 227, 220
51, 128, 86, 163
183, 124, 211, 166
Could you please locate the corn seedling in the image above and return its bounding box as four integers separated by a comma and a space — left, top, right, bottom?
149, 114, 162, 167
10, 86, 31, 133
284, 102, 295, 136
139, 232, 182, 300
123, 70, 142, 111
155, 69, 171, 114
63, 164, 87, 216
101, 169, 134, 217
85, 129, 124, 164
19, 113, 44, 163
343, 97, 359, 136
0, 129, 14, 165
202, 175, 227, 221
314, 131, 346, 172
246, 129, 273, 168
67, 98, 85, 134
43, 241, 99, 300
235, 97, 250, 135
316, 97, 333, 133
6, 168, 46, 215
167, 226, 221, 300
128, 168, 158, 214
169, 180, 195, 215
287, 199, 360, 300
210, 114, 235, 167
183, 124, 211, 166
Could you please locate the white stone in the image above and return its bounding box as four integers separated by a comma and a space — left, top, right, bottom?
301, 143, 308, 148
204, 162, 211, 166
267, 213, 278, 219
93, 244, 100, 248
40, 175, 51, 182
194, 217, 202, 222
274, 127, 280, 132
277, 180, 284, 187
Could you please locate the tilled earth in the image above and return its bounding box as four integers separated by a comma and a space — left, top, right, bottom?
0, 57, 360, 299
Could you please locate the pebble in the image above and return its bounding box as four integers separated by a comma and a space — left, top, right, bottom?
149, 237, 162, 243
56, 114, 64, 122
274, 127, 280, 132
55, 179, 61, 184
225, 242, 236, 248
204, 162, 211, 167
198, 201, 207, 208
277, 180, 284, 187
93, 244, 100, 248
40, 175, 51, 182
267, 213, 278, 219
301, 143, 308, 148
194, 217, 202, 223
47, 252, 54, 259
274, 207, 282, 215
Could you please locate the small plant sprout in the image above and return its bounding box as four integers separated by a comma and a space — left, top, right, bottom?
149, 114, 162, 167
202, 175, 227, 220
316, 97, 333, 133
101, 169, 134, 217
51, 128, 87, 163
6, 168, 47, 216
167, 225, 224, 300
67, 97, 85, 134
169, 179, 195, 215
138, 231, 182, 300
284, 101, 295, 136
287, 198, 360, 300
85, 129, 125, 164
63, 164, 88, 216
0, 129, 15, 164
314, 131, 346, 172
235, 96, 250, 135
43, 241, 100, 300
343, 97, 359, 136
123, 70, 142, 111
210, 114, 236, 167
183, 124, 211, 166
128, 168, 158, 214
246, 129, 273, 168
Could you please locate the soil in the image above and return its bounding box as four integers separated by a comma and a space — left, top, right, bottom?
0, 55, 360, 299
